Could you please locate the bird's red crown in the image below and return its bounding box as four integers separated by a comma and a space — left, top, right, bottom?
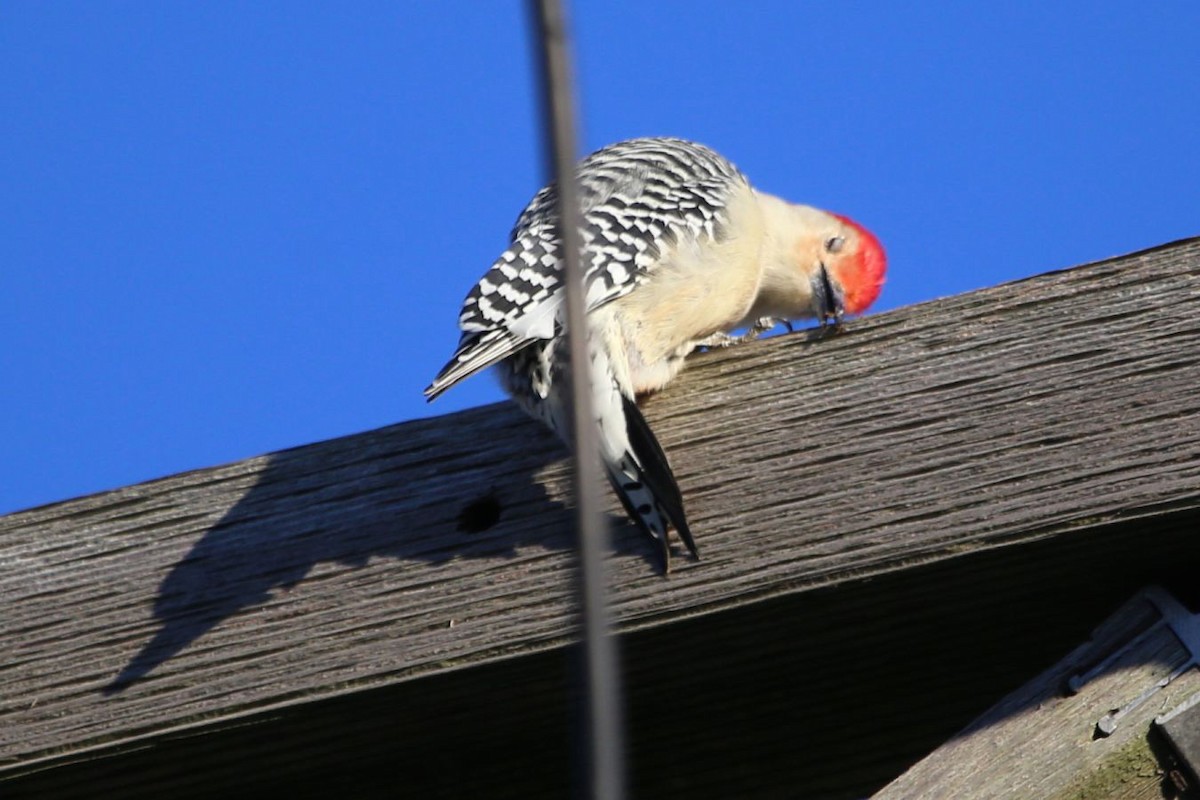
833, 214, 887, 314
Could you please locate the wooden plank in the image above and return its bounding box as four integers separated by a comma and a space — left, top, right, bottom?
3, 237, 1200, 788
10, 512, 1200, 799
1159, 692, 1200, 789
874, 587, 1200, 800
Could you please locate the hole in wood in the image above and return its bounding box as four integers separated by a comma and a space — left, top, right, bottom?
458, 494, 502, 534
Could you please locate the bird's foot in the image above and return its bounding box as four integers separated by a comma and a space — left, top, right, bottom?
697, 317, 791, 349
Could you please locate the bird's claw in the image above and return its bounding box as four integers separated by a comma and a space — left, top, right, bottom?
697, 317, 790, 349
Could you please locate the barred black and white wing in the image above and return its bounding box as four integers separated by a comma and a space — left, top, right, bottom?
424, 138, 748, 400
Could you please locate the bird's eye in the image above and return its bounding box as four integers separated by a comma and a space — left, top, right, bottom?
825, 236, 845, 254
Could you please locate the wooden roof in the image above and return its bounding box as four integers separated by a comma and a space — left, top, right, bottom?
4, 237, 1200, 798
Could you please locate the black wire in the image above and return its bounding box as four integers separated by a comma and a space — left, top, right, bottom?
528, 3, 627, 799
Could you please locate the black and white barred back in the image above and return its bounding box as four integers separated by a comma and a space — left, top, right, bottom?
425, 138, 750, 398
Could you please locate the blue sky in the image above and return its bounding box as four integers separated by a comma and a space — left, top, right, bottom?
2, 3, 1198, 515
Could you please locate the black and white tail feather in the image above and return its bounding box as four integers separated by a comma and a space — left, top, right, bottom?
585, 343, 696, 570
611, 395, 697, 568
485, 335, 696, 571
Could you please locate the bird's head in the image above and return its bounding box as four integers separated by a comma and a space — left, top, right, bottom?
753, 195, 887, 325
813, 212, 887, 321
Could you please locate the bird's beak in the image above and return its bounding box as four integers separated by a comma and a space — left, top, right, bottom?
811, 262, 845, 326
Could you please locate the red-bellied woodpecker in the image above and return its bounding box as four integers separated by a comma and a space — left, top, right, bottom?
425, 137, 886, 570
